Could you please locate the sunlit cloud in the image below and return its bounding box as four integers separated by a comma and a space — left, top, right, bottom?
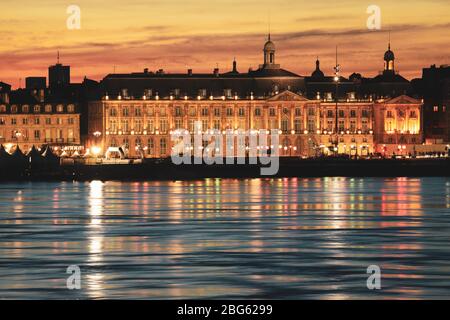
0, 0, 449, 88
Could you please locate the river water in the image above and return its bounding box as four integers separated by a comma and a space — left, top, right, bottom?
0, 178, 449, 299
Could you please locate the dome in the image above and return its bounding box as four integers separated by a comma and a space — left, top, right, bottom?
311, 58, 324, 78
384, 49, 395, 61
311, 69, 324, 78
264, 40, 275, 52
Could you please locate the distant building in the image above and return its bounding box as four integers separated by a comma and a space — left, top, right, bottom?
0, 88, 81, 152
420, 64, 450, 143
49, 56, 70, 88
26, 77, 46, 90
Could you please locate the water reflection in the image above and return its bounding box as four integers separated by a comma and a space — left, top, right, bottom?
0, 178, 449, 299
86, 181, 105, 298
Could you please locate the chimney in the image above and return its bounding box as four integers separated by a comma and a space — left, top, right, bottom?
188, 69, 193, 76
213, 68, 219, 77
144, 68, 149, 74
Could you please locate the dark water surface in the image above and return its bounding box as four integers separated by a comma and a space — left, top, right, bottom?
0, 178, 449, 299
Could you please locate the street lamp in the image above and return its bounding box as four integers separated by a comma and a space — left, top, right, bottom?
333, 46, 340, 156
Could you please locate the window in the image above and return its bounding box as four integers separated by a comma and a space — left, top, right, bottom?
362, 110, 369, 118
387, 111, 393, 118
189, 120, 195, 132
294, 119, 302, 133
269, 108, 276, 117
295, 108, 301, 117
159, 119, 168, 133
308, 120, 315, 132
135, 107, 142, 117
213, 120, 220, 130
433, 106, 439, 112
11, 118, 17, 125
350, 110, 356, 118
0, 105, 6, 113
34, 105, 41, 113
238, 108, 245, 117
23, 118, 28, 125
147, 138, 154, 155
339, 110, 345, 118
122, 120, 129, 132
68, 129, 74, 141
148, 107, 154, 116
67, 104, 75, 113
109, 120, 116, 132
122, 107, 129, 117
160, 108, 167, 116
201, 120, 208, 131
56, 105, 64, 113
214, 108, 220, 117
34, 118, 40, 125
308, 108, 315, 116
68, 118, 75, 125
160, 138, 167, 155
173, 119, 182, 129
327, 120, 333, 131
134, 120, 142, 132
327, 110, 333, 118
189, 107, 196, 116
338, 120, 345, 132
175, 107, 182, 117
255, 108, 261, 117
45, 105, 52, 113
45, 118, 51, 125
34, 130, 40, 139
110, 108, 117, 117
201, 108, 208, 116
22, 105, 29, 113
226, 108, 233, 117
410, 111, 417, 118
147, 120, 154, 132
362, 120, 368, 132
11, 105, 17, 113
350, 120, 356, 132
281, 119, 289, 132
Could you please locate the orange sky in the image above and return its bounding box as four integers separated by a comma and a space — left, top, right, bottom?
0, 0, 449, 88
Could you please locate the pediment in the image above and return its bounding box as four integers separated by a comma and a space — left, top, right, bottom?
267, 90, 309, 102
385, 95, 421, 105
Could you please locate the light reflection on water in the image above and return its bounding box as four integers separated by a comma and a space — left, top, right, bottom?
0, 177, 449, 299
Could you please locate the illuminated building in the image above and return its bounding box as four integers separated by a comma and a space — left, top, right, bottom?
87, 36, 424, 158
0, 88, 81, 152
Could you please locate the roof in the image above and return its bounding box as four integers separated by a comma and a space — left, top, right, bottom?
100, 67, 305, 98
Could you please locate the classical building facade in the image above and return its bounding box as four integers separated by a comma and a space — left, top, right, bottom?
88, 37, 424, 158
0, 89, 81, 153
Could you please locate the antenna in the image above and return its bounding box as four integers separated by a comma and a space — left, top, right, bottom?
57, 51, 60, 64
388, 29, 391, 49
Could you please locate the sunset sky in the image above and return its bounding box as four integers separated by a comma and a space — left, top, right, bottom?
1, 0, 449, 88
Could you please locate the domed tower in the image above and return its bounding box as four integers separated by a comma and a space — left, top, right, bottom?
260, 34, 280, 70
384, 42, 395, 73
311, 57, 324, 78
